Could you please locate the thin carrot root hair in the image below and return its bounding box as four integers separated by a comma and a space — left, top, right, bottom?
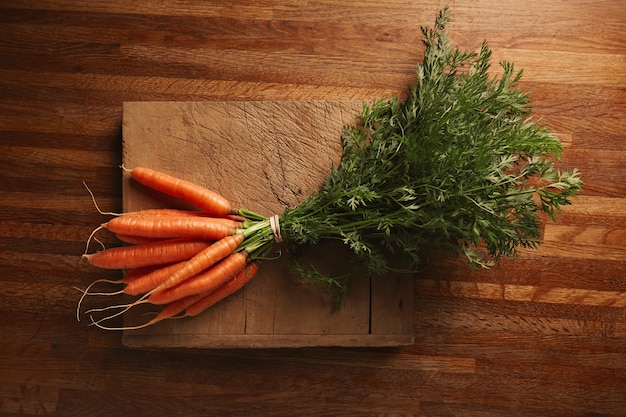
88, 314, 153, 331
83, 225, 106, 256
86, 293, 151, 326
84, 299, 145, 315
83, 181, 123, 217
88, 311, 161, 331
88, 291, 205, 331
74, 277, 126, 321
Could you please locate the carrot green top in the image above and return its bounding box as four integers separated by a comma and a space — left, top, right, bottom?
275, 8, 582, 290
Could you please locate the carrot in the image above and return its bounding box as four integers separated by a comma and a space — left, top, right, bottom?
122, 264, 167, 283
93, 262, 257, 328
123, 208, 211, 217
150, 233, 245, 295
148, 251, 249, 305
83, 238, 210, 269
185, 261, 258, 317
123, 261, 186, 296
225, 214, 247, 223
123, 209, 242, 227
197, 217, 242, 229
103, 215, 236, 241
128, 167, 234, 217
82, 239, 248, 324
115, 233, 163, 245
114, 211, 241, 245
116, 217, 242, 243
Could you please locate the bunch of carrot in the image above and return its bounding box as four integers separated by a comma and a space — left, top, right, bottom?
81, 10, 584, 330
78, 167, 276, 330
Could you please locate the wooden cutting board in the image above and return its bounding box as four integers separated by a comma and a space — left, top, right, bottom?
120, 101, 414, 348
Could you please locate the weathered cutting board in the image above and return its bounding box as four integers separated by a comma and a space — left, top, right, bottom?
120, 101, 414, 348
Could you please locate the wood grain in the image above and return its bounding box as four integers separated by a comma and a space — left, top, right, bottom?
1, 0, 625, 415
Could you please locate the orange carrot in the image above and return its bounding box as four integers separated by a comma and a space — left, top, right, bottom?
123, 208, 243, 228
200, 217, 242, 229
123, 208, 211, 217
115, 233, 163, 245
226, 214, 247, 222
148, 233, 245, 296
153, 292, 207, 321
122, 264, 167, 283
83, 238, 210, 269
103, 215, 236, 241
185, 261, 258, 317
148, 251, 248, 305
123, 261, 186, 296
129, 167, 234, 217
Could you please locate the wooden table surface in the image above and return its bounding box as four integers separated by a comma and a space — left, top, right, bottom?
1, 1, 625, 415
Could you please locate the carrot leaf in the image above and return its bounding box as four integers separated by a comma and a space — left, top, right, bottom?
278, 7, 582, 293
